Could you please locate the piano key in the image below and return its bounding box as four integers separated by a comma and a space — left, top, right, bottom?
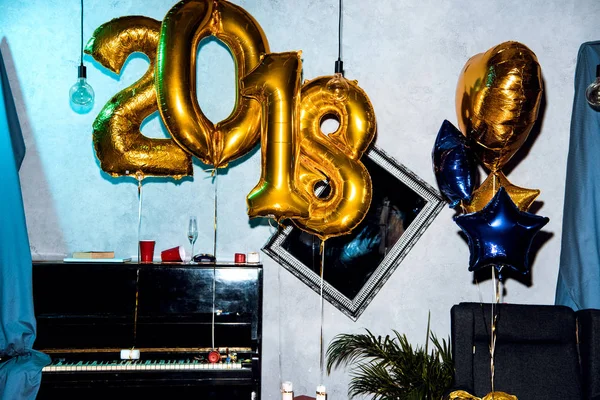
43, 356, 247, 374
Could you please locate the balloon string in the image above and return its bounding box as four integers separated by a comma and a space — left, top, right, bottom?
212, 263, 216, 350
132, 267, 140, 348
267, 218, 277, 232
319, 239, 326, 383
204, 167, 217, 177
212, 170, 218, 351
137, 176, 143, 263
277, 224, 283, 386
213, 169, 218, 260
266, 217, 287, 235
337, 0, 343, 61
490, 267, 500, 396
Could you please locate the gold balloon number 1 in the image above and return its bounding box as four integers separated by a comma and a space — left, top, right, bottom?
242, 52, 310, 220
89, 0, 376, 239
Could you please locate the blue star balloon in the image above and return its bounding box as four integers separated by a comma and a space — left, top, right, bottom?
454, 187, 549, 276
432, 120, 477, 208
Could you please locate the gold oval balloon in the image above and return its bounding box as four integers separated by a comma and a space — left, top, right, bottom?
456, 41, 542, 172
293, 76, 377, 241
156, 0, 270, 168
85, 16, 192, 179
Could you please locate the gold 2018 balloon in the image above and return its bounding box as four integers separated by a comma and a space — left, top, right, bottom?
85, 16, 192, 179
156, 0, 269, 168
456, 41, 542, 172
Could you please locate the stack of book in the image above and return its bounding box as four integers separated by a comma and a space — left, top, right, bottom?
63, 251, 131, 263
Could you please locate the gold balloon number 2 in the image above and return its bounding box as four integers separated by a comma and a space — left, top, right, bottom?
89, 0, 376, 239
86, 16, 192, 179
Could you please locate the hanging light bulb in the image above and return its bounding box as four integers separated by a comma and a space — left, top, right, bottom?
70, 0, 94, 113
585, 64, 600, 109
326, 0, 349, 102
70, 65, 94, 109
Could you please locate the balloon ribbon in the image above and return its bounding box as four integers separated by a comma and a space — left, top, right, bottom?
319, 239, 326, 383
490, 267, 501, 396
212, 170, 218, 350
133, 267, 140, 349
137, 174, 143, 263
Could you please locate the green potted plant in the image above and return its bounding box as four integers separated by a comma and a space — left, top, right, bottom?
326, 316, 453, 400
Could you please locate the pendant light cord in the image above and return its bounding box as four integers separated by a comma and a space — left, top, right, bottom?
80, 0, 84, 66
334, 0, 344, 74
337, 0, 342, 61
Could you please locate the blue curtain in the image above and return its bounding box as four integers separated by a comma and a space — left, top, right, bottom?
556, 41, 600, 311
0, 48, 50, 399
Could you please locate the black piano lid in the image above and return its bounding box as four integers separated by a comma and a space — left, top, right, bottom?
32, 262, 263, 351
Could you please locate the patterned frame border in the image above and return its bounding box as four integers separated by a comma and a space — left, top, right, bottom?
262, 146, 444, 320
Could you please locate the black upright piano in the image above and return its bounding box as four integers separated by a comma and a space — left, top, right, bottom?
33, 262, 263, 399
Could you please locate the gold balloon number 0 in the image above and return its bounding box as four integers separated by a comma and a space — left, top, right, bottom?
156, 0, 270, 169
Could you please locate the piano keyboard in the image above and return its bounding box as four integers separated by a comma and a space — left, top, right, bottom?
43, 359, 244, 372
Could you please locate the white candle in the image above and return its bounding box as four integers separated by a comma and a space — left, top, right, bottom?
247, 252, 260, 263
281, 381, 293, 400
316, 385, 326, 400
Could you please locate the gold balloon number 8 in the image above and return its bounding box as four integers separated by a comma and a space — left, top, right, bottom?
296, 75, 376, 240
156, 0, 270, 168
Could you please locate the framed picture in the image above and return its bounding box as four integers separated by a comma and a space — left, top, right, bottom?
263, 146, 445, 320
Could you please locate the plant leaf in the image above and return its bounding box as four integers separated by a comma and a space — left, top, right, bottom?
326, 318, 454, 400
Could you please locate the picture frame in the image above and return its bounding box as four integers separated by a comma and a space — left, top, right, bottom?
262, 146, 444, 320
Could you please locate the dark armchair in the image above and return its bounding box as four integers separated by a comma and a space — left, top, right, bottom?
451, 302, 583, 399
577, 308, 600, 400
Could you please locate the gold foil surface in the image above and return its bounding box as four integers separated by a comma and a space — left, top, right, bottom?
85, 16, 192, 179
448, 390, 518, 400
456, 41, 542, 172
243, 52, 310, 220
464, 171, 540, 213
292, 75, 377, 240
156, 0, 270, 168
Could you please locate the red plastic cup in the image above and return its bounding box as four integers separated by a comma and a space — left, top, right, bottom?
161, 246, 186, 262
139, 240, 155, 263
234, 253, 246, 263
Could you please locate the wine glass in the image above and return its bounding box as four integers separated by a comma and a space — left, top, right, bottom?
187, 216, 198, 264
